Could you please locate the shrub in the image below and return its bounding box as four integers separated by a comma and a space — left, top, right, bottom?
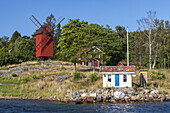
73, 71, 82, 80
0, 66, 9, 70
150, 71, 165, 80
32, 74, 37, 79
11, 73, 18, 77
89, 73, 99, 82
61, 66, 65, 70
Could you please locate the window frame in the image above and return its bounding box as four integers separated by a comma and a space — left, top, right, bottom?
123, 74, 127, 83
107, 74, 111, 82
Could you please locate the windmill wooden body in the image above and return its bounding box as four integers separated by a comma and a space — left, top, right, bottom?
29, 15, 65, 60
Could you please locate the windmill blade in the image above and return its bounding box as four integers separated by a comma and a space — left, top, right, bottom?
29, 15, 42, 28
53, 17, 65, 29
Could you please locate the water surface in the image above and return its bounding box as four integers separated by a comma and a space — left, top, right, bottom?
0, 100, 170, 113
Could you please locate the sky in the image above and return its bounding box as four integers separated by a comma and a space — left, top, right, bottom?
0, 0, 170, 38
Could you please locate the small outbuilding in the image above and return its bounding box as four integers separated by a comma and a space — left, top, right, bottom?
139, 70, 148, 87
100, 66, 135, 87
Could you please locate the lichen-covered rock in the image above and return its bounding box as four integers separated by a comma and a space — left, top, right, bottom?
114, 91, 125, 99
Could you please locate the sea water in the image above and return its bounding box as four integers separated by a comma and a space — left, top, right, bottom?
0, 100, 170, 113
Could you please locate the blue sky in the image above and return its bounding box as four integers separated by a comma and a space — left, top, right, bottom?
0, 0, 170, 38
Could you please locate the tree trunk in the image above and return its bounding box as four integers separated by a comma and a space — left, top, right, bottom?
93, 59, 95, 73
152, 54, 157, 69
149, 28, 152, 69
74, 63, 76, 72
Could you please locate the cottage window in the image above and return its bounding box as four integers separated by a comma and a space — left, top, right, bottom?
108, 74, 111, 82
78, 55, 81, 60
123, 74, 127, 82
96, 54, 100, 58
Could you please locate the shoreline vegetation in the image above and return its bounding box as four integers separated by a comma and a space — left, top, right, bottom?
0, 61, 170, 104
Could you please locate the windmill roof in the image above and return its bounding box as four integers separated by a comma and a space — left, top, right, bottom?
34, 25, 47, 35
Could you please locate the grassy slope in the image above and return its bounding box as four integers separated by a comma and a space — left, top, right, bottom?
0, 61, 170, 98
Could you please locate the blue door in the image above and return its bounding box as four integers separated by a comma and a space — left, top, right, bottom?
115, 74, 119, 86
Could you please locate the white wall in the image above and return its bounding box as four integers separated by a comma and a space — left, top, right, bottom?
103, 74, 132, 87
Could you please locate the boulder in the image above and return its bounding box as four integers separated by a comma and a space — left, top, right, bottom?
109, 97, 116, 102
96, 95, 102, 101
87, 97, 94, 103
73, 93, 77, 97
160, 94, 166, 101
89, 93, 97, 98
114, 91, 125, 99
150, 90, 159, 94
81, 93, 87, 97
67, 89, 70, 93
79, 89, 86, 93
124, 96, 131, 101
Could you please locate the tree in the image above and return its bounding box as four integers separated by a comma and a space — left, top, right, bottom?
43, 14, 56, 33
137, 11, 156, 69
57, 19, 88, 71
9, 31, 21, 43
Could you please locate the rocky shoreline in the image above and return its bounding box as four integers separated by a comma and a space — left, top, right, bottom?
1, 88, 170, 104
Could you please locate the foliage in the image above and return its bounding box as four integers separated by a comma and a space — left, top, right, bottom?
150, 71, 166, 80
73, 71, 83, 80
89, 73, 99, 82
32, 74, 37, 79
11, 73, 18, 77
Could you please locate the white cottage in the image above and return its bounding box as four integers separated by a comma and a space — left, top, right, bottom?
100, 66, 135, 87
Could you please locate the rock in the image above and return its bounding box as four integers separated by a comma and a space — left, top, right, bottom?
160, 94, 166, 101
114, 91, 125, 99
153, 93, 158, 98
79, 89, 86, 93
97, 89, 102, 94
109, 97, 116, 102
166, 95, 170, 101
42, 62, 63, 66
150, 90, 159, 94
144, 89, 150, 94
124, 96, 131, 101
89, 93, 97, 98
70, 101, 83, 104
67, 89, 70, 93
96, 95, 102, 101
73, 93, 77, 97
81, 93, 87, 97
87, 97, 94, 103
128, 90, 136, 95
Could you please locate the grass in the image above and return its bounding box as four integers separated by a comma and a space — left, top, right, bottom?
0, 60, 170, 98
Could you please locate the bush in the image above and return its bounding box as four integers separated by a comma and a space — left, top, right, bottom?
73, 71, 82, 80
61, 66, 65, 70
0, 66, 9, 70
11, 73, 18, 77
150, 71, 165, 80
89, 73, 99, 82
32, 74, 37, 79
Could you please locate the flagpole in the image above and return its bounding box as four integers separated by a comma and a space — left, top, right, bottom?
127, 26, 129, 66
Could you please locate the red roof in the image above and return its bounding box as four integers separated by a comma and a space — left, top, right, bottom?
100, 66, 135, 73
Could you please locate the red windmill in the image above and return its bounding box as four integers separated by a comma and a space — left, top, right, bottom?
29, 15, 65, 60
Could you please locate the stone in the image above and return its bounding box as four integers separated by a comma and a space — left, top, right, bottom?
124, 96, 131, 101
81, 93, 87, 97
73, 93, 77, 97
114, 91, 125, 99
87, 97, 94, 103
153, 93, 158, 98
96, 95, 102, 101
67, 89, 70, 93
150, 90, 159, 94
109, 97, 116, 102
89, 93, 97, 98
79, 89, 86, 93
160, 94, 166, 101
